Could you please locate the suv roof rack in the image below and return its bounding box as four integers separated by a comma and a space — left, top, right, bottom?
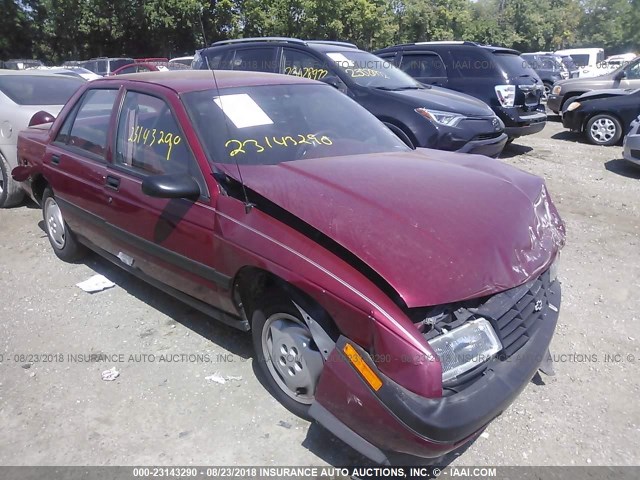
210, 38, 358, 49
413, 41, 479, 46
306, 40, 357, 49
211, 37, 306, 47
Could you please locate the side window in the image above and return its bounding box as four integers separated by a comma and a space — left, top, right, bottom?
626, 61, 640, 80
400, 53, 446, 78
114, 91, 198, 177
229, 48, 277, 73
450, 48, 497, 78
56, 89, 118, 158
118, 65, 138, 75
282, 49, 329, 80
95, 60, 108, 76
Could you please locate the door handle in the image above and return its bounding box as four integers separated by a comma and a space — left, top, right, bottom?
51, 154, 60, 165
105, 175, 120, 190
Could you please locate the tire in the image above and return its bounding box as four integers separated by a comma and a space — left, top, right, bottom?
0, 151, 25, 208
543, 82, 553, 101
383, 122, 415, 149
42, 187, 86, 262
251, 292, 325, 420
585, 114, 623, 146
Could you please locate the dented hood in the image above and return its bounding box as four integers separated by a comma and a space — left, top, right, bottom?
220, 149, 564, 307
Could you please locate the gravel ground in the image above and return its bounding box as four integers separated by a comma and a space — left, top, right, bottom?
0, 117, 638, 467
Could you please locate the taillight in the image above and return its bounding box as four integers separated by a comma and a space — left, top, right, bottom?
494, 85, 516, 107
29, 111, 55, 127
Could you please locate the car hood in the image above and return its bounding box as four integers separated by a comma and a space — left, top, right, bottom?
554, 73, 618, 91
380, 85, 495, 117
576, 88, 637, 101
220, 149, 565, 307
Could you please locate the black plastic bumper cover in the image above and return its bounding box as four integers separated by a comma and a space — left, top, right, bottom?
374, 280, 560, 444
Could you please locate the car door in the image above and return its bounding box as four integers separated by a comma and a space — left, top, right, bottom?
398, 51, 448, 87
102, 88, 227, 307
621, 59, 640, 88
45, 87, 119, 251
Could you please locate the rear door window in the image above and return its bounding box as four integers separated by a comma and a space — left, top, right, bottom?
57, 88, 118, 159
282, 48, 330, 80
399, 53, 446, 78
229, 48, 278, 73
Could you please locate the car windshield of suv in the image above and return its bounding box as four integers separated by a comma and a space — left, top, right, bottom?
326, 50, 423, 90
493, 53, 538, 78
183, 83, 409, 166
0, 75, 84, 105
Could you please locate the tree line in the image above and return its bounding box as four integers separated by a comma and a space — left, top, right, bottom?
1, 0, 638, 63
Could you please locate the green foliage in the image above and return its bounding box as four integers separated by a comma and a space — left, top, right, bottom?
0, 0, 637, 63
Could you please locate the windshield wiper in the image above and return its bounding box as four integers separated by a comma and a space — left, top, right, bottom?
375, 85, 425, 91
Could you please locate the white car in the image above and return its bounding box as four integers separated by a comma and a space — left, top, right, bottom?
168, 56, 194, 69
556, 48, 605, 78
0, 71, 84, 207
30, 66, 102, 81
623, 115, 640, 167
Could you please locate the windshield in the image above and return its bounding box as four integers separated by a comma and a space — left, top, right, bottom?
0, 75, 84, 105
110, 59, 134, 71
183, 84, 409, 166
326, 50, 422, 90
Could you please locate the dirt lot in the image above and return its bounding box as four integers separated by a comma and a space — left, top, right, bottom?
0, 117, 638, 467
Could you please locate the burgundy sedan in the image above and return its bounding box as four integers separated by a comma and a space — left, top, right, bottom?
14, 71, 564, 463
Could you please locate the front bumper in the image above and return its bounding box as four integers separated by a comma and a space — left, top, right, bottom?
456, 132, 509, 158
561, 110, 582, 132
311, 279, 561, 463
547, 94, 563, 114
623, 133, 640, 167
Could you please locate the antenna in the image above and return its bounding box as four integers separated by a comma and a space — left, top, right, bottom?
205, 54, 255, 214
198, 6, 208, 47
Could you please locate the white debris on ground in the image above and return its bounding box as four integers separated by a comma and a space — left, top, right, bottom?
101, 367, 120, 381
76, 274, 115, 293
205, 373, 243, 384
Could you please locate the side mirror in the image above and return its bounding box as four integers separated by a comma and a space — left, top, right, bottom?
614, 70, 627, 81
320, 75, 343, 89
142, 174, 201, 200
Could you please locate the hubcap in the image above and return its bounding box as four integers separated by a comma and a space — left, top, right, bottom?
44, 197, 66, 249
590, 118, 616, 143
261, 313, 324, 404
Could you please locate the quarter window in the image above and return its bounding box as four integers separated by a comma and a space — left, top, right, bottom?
114, 91, 197, 177
56, 89, 118, 158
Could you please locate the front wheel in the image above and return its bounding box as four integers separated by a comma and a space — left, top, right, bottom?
586, 114, 622, 146
251, 293, 325, 419
42, 187, 86, 262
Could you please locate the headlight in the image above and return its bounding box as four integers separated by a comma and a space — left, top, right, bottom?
494, 85, 516, 107
566, 101, 581, 112
428, 318, 502, 383
552, 85, 562, 95
415, 108, 464, 126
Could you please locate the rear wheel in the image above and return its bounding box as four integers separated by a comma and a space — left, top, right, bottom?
42, 187, 86, 262
586, 114, 622, 146
542, 82, 553, 101
251, 293, 325, 419
0, 152, 25, 208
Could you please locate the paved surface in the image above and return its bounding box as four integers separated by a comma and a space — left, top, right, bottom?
0, 118, 638, 466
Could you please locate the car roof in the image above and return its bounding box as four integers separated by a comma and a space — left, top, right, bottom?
0, 69, 70, 77
95, 70, 319, 93
376, 42, 521, 55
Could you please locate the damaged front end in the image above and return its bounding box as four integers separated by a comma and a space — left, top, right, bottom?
309, 264, 562, 463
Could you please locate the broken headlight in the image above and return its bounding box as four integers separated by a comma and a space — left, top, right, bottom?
428, 318, 502, 383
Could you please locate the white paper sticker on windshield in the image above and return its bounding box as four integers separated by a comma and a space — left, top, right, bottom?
213, 94, 273, 129
326, 53, 354, 67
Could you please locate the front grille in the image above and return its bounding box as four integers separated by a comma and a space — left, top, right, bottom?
472, 131, 503, 141
474, 271, 550, 359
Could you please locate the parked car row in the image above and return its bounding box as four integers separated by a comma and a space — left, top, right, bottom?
6, 69, 565, 465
